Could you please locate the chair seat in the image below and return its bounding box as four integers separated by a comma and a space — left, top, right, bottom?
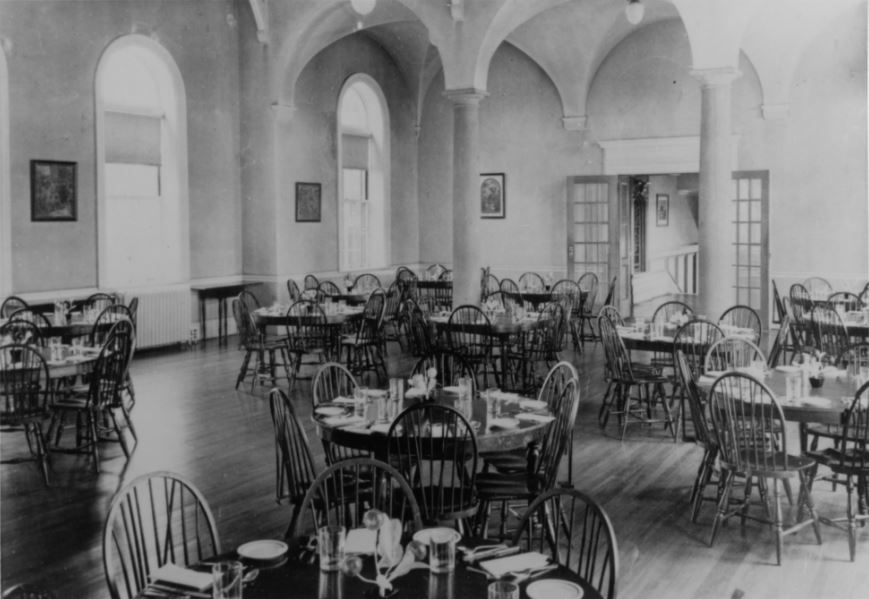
723, 452, 816, 476
810, 447, 869, 476
480, 448, 526, 474
257, 338, 290, 351
413, 485, 477, 520
475, 471, 544, 500
52, 397, 89, 409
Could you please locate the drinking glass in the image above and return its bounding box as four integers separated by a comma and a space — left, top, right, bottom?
317, 525, 346, 572
212, 560, 243, 599
428, 529, 458, 573
487, 581, 519, 599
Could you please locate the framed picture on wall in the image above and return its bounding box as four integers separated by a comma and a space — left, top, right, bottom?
295, 182, 321, 222
480, 172, 505, 219
30, 159, 77, 222
656, 193, 669, 227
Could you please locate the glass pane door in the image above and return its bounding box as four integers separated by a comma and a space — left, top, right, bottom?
731, 171, 769, 323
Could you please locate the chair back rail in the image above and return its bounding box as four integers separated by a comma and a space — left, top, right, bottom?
512, 488, 618, 599
102, 472, 220, 599
292, 457, 423, 540
386, 403, 478, 524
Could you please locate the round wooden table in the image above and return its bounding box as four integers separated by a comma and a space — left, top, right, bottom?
316, 391, 554, 459
155, 540, 603, 599
696, 367, 857, 426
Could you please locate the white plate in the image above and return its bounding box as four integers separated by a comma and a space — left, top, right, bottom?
237, 539, 288, 562
526, 579, 584, 599
775, 365, 799, 373
315, 406, 346, 416
412, 527, 461, 545
515, 413, 555, 424
442, 385, 462, 394
519, 399, 547, 412
488, 417, 520, 430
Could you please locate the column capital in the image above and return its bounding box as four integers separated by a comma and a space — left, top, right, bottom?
271, 102, 295, 123
562, 115, 588, 131
690, 66, 741, 88
443, 88, 488, 106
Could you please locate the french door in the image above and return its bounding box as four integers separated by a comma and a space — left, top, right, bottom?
731, 170, 769, 324
567, 176, 628, 313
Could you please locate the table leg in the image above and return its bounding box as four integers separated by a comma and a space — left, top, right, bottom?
199, 297, 207, 345
219, 298, 226, 344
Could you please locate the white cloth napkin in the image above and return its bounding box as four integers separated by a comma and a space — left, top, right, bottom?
479, 551, 549, 578
149, 563, 212, 591
322, 415, 366, 428
515, 413, 555, 424
345, 528, 377, 555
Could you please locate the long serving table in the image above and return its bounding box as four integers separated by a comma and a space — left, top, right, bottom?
191, 280, 261, 345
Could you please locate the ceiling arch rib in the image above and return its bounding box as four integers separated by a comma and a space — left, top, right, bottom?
740, 0, 866, 117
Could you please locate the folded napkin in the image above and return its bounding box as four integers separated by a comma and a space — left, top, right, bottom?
488, 417, 519, 430
345, 528, 377, 555
515, 413, 555, 424
480, 551, 549, 578
369, 422, 391, 434
491, 391, 521, 402
442, 385, 462, 394
405, 388, 427, 399
149, 563, 212, 591
322, 415, 367, 428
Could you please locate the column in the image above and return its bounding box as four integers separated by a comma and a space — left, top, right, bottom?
692, 67, 740, 319
444, 88, 487, 306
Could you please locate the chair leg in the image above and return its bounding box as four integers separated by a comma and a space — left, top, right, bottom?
710, 469, 734, 547
87, 409, 100, 473
690, 447, 714, 523
772, 478, 783, 566
236, 349, 252, 389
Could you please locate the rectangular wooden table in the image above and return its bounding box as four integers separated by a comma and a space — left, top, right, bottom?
191, 281, 260, 345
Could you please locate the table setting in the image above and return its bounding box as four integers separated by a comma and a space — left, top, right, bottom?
314, 377, 556, 458
263, 508, 599, 599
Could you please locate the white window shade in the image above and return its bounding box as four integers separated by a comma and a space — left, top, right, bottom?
342, 133, 369, 169
105, 111, 161, 165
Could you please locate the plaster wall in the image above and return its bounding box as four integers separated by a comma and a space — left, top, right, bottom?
646, 175, 697, 273
0, 0, 242, 293
586, 15, 867, 292
765, 5, 868, 285
418, 43, 581, 277
280, 33, 418, 277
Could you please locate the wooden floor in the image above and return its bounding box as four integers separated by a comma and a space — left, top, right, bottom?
2, 335, 868, 598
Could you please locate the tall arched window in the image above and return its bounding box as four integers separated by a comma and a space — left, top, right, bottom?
0, 43, 11, 296
338, 75, 390, 271
95, 35, 188, 287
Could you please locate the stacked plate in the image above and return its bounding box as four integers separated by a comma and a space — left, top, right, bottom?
237, 540, 288, 567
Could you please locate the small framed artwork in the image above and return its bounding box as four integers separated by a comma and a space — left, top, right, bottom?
295, 182, 321, 222
30, 159, 77, 222
480, 172, 505, 219
656, 193, 669, 227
